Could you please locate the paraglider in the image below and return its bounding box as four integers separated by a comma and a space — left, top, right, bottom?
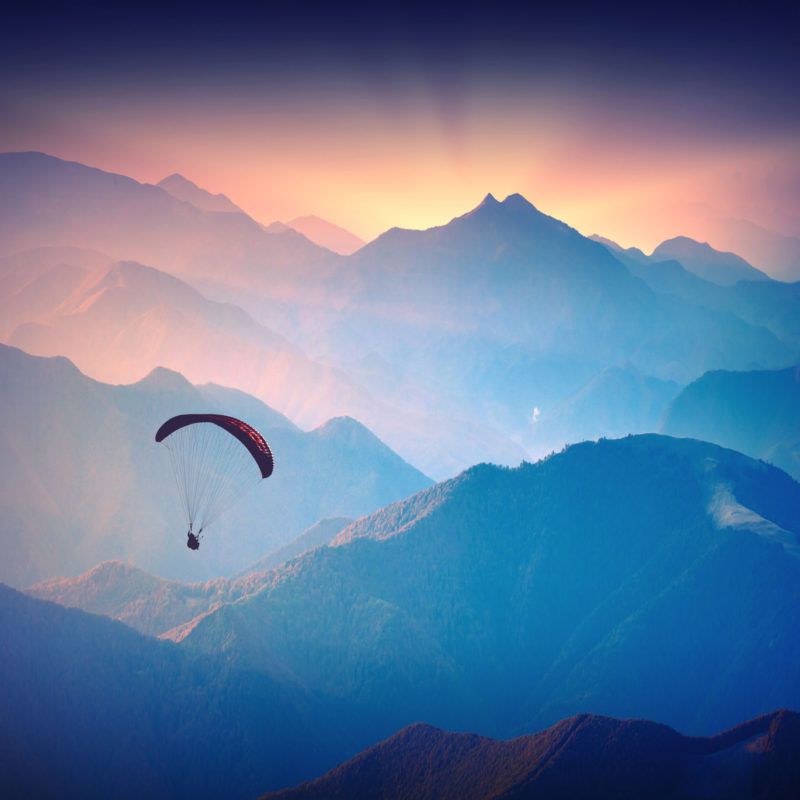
155, 414, 274, 550
187, 525, 200, 550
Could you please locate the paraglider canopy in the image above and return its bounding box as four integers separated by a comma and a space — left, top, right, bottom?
156, 413, 274, 542
155, 414, 273, 478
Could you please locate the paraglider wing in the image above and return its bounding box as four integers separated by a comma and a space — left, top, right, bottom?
155, 413, 274, 538
155, 414, 273, 478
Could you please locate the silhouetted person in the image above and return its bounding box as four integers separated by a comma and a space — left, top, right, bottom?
187, 529, 200, 550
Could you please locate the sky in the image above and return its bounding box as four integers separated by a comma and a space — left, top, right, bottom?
2, 3, 799, 249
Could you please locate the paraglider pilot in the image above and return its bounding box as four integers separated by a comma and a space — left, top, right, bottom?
187, 524, 200, 550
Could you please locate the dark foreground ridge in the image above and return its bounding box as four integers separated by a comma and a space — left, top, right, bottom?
263, 710, 800, 799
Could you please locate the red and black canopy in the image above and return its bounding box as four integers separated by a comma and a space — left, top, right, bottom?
155, 414, 274, 478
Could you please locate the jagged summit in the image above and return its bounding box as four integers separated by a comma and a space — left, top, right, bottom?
464, 191, 538, 219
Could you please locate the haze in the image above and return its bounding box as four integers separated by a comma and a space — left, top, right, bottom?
2, 6, 798, 252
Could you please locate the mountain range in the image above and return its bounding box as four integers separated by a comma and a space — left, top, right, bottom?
5, 581, 798, 799
0, 243, 524, 478
28, 518, 352, 637
264, 711, 800, 800
6, 253, 369, 428
3, 152, 799, 476
157, 172, 248, 215
317, 192, 794, 460
593, 236, 800, 352
156, 172, 365, 254
690, 214, 800, 283
662, 364, 800, 480
101, 436, 800, 746
0, 151, 336, 298
6, 433, 800, 797
0, 344, 431, 585
651, 236, 770, 285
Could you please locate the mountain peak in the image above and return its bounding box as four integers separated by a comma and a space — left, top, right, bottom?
159, 171, 191, 185
314, 415, 376, 442
463, 191, 545, 223
157, 172, 245, 215
134, 366, 195, 392
502, 192, 536, 211
652, 236, 770, 285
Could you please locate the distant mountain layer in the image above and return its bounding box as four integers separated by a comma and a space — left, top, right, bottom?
287, 215, 365, 255
0, 344, 431, 585
0, 244, 525, 478
595, 238, 800, 351
4, 153, 798, 477
28, 560, 263, 637
4, 252, 367, 429
662, 365, 800, 480
701, 216, 800, 283
157, 172, 247, 215
263, 711, 800, 800
28, 518, 352, 637
652, 236, 770, 286
176, 435, 800, 743
531, 363, 680, 455
237, 516, 352, 576
0, 151, 334, 295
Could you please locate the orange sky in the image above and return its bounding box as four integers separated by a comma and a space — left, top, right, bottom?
2, 2, 798, 255
6, 85, 797, 253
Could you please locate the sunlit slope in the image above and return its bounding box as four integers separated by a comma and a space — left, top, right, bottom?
179, 435, 800, 743
263, 711, 800, 800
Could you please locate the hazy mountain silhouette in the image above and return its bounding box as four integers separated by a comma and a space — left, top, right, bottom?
1, 245, 523, 477
29, 515, 352, 636
28, 560, 253, 637
531, 364, 680, 454
3, 152, 796, 474
263, 711, 800, 800
652, 236, 770, 286
701, 216, 800, 282
662, 365, 800, 480
0, 151, 335, 294
28, 517, 352, 636
0, 344, 431, 584
288, 215, 365, 254
0, 583, 336, 799
157, 172, 247, 215
588, 233, 649, 263
6, 255, 372, 430
175, 435, 800, 746
0, 245, 114, 338
237, 516, 353, 576
323, 192, 791, 458
594, 239, 800, 352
